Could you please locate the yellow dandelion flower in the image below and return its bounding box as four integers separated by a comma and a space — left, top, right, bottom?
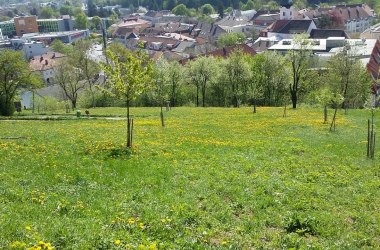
139, 222, 145, 229
25, 225, 31, 231
128, 218, 135, 225
114, 239, 121, 246
221, 240, 228, 245
148, 243, 157, 250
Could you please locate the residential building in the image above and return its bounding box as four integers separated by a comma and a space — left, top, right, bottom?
22, 41, 48, 59
361, 23, 380, 40
29, 52, 66, 85
216, 16, 253, 33
190, 22, 226, 45
262, 19, 317, 39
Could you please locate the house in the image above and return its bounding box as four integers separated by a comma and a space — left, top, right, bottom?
361, 23, 380, 40
216, 16, 253, 33
252, 12, 280, 27
29, 52, 65, 85
303, 4, 375, 33
251, 36, 280, 53
190, 22, 226, 45
113, 17, 151, 32
141, 10, 171, 24
262, 19, 317, 39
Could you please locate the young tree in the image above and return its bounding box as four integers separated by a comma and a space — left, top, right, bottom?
326, 49, 371, 109
153, 58, 170, 127
101, 43, 154, 148
0, 50, 41, 116
287, 34, 313, 109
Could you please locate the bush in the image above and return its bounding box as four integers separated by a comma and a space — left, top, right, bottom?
0, 96, 15, 116
284, 213, 318, 236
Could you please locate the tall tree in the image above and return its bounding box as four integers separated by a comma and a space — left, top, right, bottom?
87, 0, 97, 17
101, 43, 154, 148
223, 50, 251, 107
287, 34, 312, 109
166, 61, 182, 107
54, 61, 85, 110
172, 4, 190, 16
187, 56, 216, 107
0, 50, 41, 116
73, 40, 100, 108
74, 12, 89, 29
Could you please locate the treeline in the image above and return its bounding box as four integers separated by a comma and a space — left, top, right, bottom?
58, 40, 371, 111
0, 38, 372, 117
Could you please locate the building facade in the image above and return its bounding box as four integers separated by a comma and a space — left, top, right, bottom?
14, 16, 39, 36
0, 20, 16, 37
37, 17, 74, 33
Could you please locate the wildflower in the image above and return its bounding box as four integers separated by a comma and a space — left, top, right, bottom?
25, 225, 31, 231
149, 243, 157, 250
139, 222, 145, 229
114, 239, 121, 246
221, 240, 228, 245
128, 218, 135, 225
9, 241, 26, 248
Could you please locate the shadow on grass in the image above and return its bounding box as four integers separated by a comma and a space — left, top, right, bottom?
106, 146, 133, 159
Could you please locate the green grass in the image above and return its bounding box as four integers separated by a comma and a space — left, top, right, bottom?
1, 107, 379, 249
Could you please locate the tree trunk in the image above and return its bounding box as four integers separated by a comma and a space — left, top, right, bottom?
171, 82, 176, 108
71, 99, 76, 110
92, 93, 96, 108
253, 98, 256, 113
202, 83, 206, 107
290, 90, 297, 109
324, 105, 328, 123
126, 99, 132, 148
196, 85, 199, 107
160, 105, 165, 127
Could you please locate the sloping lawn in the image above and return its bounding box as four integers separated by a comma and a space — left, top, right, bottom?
1, 107, 379, 249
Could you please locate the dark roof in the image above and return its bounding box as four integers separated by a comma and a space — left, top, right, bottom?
267, 20, 313, 33
191, 22, 226, 41
180, 44, 256, 64
251, 10, 279, 21
309, 29, 349, 39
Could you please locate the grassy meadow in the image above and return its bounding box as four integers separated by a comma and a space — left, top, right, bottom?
0, 107, 380, 249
